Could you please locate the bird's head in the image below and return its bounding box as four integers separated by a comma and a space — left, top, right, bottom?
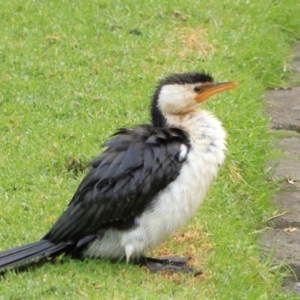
151, 72, 238, 127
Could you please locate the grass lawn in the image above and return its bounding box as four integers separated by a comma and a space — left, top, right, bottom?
0, 0, 300, 299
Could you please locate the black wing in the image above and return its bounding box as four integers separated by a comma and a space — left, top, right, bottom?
44, 125, 190, 248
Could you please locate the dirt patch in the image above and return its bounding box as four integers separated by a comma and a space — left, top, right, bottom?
178, 27, 215, 56
158, 27, 215, 58
148, 223, 213, 281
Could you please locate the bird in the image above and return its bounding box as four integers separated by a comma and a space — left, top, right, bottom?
0, 72, 238, 274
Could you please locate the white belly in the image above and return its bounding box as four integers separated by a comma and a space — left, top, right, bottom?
84, 111, 226, 261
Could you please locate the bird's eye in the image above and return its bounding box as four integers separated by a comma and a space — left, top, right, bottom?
194, 86, 202, 92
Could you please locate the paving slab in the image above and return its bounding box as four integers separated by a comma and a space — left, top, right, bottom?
261, 229, 300, 279
269, 184, 300, 229
268, 159, 300, 181
267, 87, 300, 132
276, 136, 300, 157
291, 60, 300, 74
283, 279, 300, 294
291, 48, 300, 74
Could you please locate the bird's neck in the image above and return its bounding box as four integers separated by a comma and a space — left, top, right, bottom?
165, 109, 226, 142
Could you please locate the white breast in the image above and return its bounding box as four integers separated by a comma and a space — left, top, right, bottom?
84, 110, 227, 261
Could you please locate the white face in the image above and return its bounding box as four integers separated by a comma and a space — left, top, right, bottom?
157, 83, 203, 115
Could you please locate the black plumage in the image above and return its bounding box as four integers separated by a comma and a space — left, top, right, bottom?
0, 125, 190, 270
45, 125, 190, 244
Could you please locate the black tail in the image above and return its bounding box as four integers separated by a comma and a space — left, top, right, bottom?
0, 240, 67, 271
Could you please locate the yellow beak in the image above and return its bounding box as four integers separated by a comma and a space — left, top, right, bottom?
195, 82, 238, 103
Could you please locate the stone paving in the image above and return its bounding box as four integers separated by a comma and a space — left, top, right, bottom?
262, 45, 300, 294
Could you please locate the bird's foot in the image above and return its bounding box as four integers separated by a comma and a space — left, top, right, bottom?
136, 256, 202, 276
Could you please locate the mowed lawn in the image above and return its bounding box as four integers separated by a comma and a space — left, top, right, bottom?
0, 0, 299, 299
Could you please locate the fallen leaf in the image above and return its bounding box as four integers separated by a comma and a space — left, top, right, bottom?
283, 227, 298, 233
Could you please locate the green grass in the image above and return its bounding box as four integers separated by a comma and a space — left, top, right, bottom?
0, 0, 299, 299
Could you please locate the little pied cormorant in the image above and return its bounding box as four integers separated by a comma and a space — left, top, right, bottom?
0, 72, 238, 274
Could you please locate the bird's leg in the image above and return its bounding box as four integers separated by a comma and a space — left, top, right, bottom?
135, 256, 202, 276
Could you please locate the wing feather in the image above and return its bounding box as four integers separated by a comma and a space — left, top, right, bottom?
44, 125, 190, 247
